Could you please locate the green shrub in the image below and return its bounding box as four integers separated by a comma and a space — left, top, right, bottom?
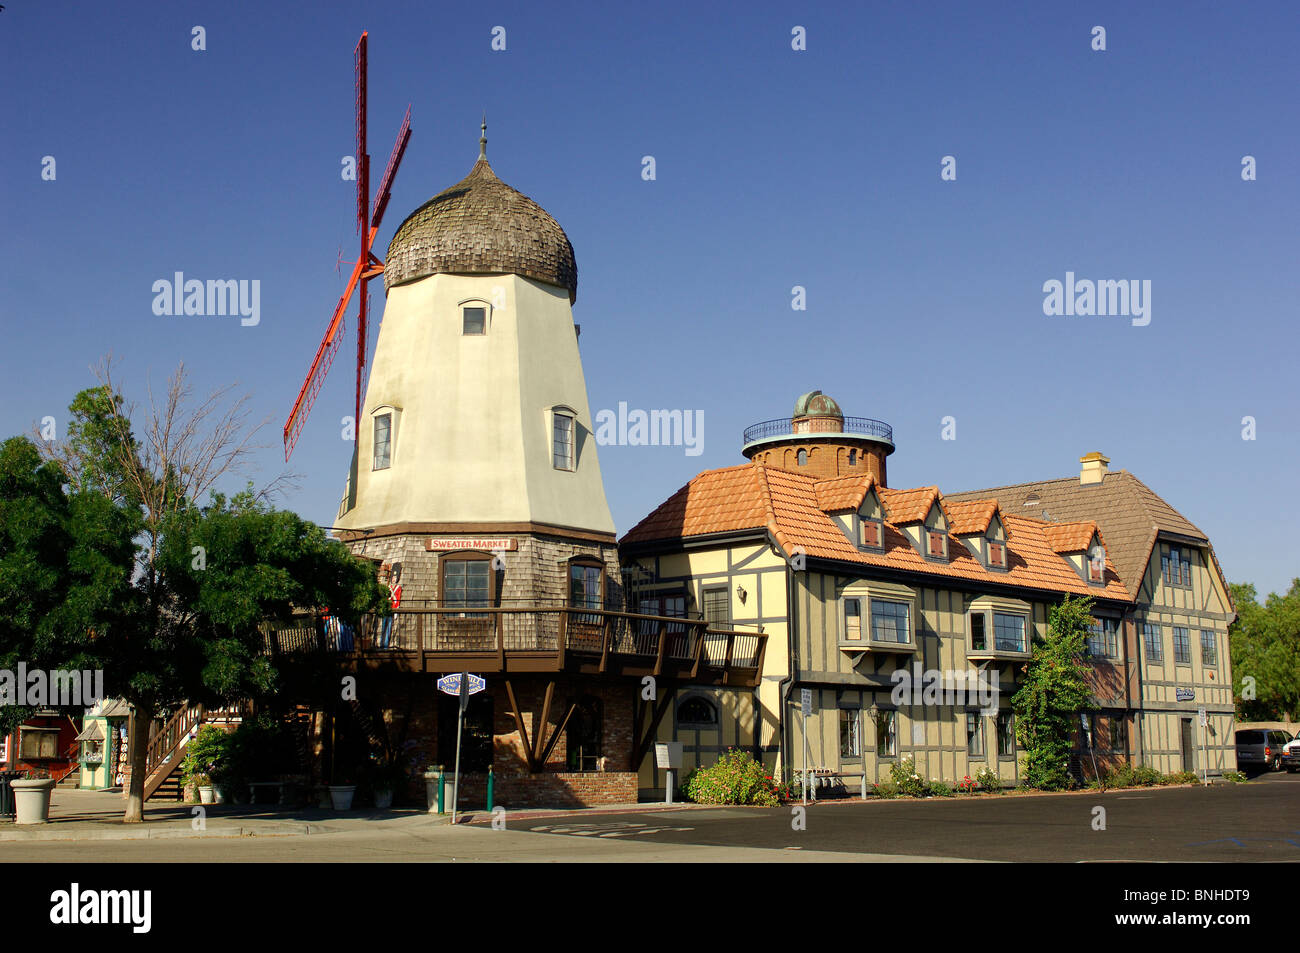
871, 779, 900, 799
1221, 770, 1247, 784
975, 767, 1001, 793
681, 749, 785, 807
888, 757, 930, 797
181, 725, 230, 787
1133, 764, 1162, 786
929, 780, 954, 797
1161, 770, 1199, 786
1104, 762, 1137, 788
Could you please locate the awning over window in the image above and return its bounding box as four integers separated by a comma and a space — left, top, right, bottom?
74, 722, 105, 742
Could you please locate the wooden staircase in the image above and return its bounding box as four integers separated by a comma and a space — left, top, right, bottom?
142, 702, 251, 801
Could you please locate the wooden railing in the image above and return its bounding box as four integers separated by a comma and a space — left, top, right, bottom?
266, 606, 766, 680
144, 702, 205, 779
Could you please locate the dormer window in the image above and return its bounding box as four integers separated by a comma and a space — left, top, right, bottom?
552, 411, 575, 470
1162, 546, 1192, 588
462, 304, 487, 335
1088, 542, 1106, 584
858, 517, 883, 549
988, 540, 1007, 569
926, 529, 947, 559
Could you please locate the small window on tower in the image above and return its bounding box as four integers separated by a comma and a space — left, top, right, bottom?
462, 306, 487, 335
553, 412, 575, 470
848, 450, 857, 466
797, 449, 808, 467
373, 413, 392, 470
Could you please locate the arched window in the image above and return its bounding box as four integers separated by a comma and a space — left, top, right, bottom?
566, 696, 602, 771
677, 696, 719, 728
797, 449, 808, 467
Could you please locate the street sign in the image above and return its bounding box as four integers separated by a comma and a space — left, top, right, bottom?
800, 689, 812, 717
655, 742, 683, 769
1198, 707, 1208, 727
437, 673, 486, 697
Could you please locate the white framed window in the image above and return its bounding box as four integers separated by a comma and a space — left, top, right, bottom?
992, 612, 1026, 652
840, 709, 862, 759
996, 712, 1015, 757
1200, 629, 1217, 666
373, 412, 393, 470
1142, 622, 1163, 662
871, 599, 910, 644
875, 709, 897, 757
462, 305, 487, 335
552, 411, 575, 470
966, 712, 985, 756
843, 597, 862, 641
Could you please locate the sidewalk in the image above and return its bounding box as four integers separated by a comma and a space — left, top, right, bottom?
0, 788, 452, 842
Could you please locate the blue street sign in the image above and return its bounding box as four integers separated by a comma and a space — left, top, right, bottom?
437, 673, 486, 696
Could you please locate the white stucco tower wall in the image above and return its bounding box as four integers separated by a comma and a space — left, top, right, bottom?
336, 270, 614, 535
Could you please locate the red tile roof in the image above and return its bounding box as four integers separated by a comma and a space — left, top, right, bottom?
1042, 521, 1102, 554
879, 486, 945, 524
622, 464, 1130, 601
945, 498, 1003, 537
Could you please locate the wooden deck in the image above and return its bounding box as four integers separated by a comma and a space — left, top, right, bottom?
266, 606, 767, 687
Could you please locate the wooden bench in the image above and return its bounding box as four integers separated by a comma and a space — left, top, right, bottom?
248, 781, 285, 805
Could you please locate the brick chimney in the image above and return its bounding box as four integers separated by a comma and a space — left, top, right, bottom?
1079, 451, 1109, 486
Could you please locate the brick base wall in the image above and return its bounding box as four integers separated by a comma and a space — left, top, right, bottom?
453, 770, 638, 809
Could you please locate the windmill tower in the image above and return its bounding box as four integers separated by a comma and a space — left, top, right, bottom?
333, 120, 618, 603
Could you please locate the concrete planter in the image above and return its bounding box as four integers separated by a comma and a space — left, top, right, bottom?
328, 785, 356, 810
198, 786, 216, 805
12, 778, 57, 825
373, 789, 393, 810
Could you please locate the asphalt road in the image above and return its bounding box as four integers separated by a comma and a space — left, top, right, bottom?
517, 771, 1300, 863
1, 772, 1294, 863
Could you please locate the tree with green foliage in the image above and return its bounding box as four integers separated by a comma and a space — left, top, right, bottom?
0, 437, 135, 736
1230, 581, 1300, 721
1012, 594, 1094, 790
5, 361, 388, 822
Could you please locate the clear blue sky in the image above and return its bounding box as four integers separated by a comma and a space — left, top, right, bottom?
2, 1, 1297, 598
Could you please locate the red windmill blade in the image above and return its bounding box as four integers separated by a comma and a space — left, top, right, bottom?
283, 31, 412, 461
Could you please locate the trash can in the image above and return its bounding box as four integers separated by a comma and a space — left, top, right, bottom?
0, 770, 21, 819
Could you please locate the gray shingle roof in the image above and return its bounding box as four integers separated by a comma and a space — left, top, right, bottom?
945, 470, 1213, 601
384, 158, 578, 301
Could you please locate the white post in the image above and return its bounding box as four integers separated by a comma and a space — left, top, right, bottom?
451, 672, 468, 824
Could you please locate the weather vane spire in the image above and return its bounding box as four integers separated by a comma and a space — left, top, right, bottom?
479, 113, 487, 160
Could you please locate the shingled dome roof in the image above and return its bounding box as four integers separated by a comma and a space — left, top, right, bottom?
384, 157, 578, 302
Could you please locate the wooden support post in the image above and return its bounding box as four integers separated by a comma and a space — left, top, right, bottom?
537, 702, 577, 768
630, 691, 674, 772
689, 622, 706, 679
753, 628, 768, 683
722, 633, 735, 685
598, 615, 611, 673
654, 622, 667, 676
504, 680, 537, 773
497, 611, 505, 671
534, 681, 555, 764
557, 610, 568, 668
